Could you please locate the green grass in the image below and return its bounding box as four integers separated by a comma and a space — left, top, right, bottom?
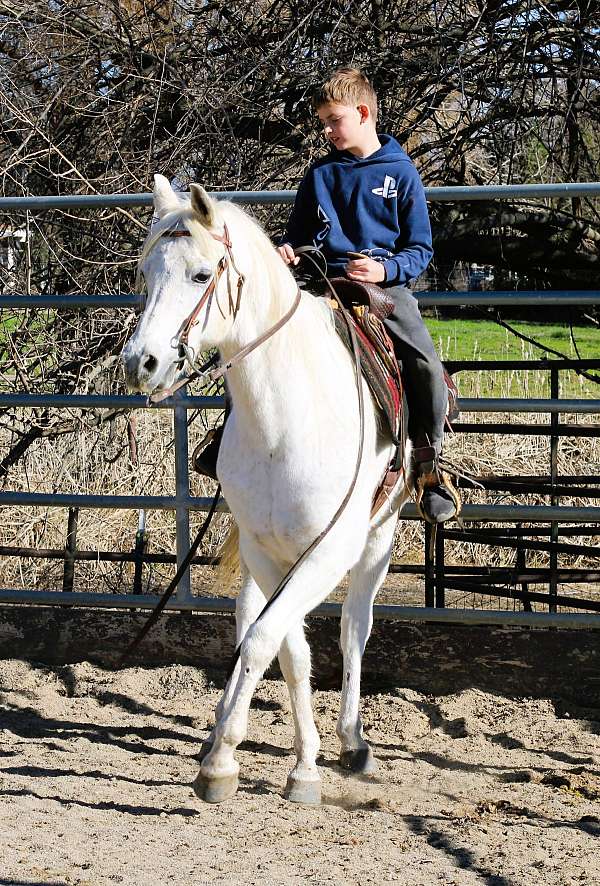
424, 317, 599, 399
0, 314, 23, 334
425, 316, 598, 362
1, 312, 597, 400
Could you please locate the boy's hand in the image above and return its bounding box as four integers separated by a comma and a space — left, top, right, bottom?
277, 243, 299, 266
346, 255, 386, 284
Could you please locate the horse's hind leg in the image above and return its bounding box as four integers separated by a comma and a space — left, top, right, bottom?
337, 513, 397, 775
279, 623, 321, 805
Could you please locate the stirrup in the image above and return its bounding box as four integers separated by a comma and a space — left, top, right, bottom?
191, 425, 223, 479
411, 450, 463, 526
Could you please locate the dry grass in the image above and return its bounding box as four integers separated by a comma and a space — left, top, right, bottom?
0, 393, 228, 596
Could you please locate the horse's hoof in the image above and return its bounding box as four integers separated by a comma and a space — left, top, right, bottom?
339, 746, 377, 775
193, 770, 239, 803
284, 774, 321, 805
195, 740, 213, 763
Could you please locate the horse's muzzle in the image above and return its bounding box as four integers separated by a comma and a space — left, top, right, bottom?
121, 340, 168, 393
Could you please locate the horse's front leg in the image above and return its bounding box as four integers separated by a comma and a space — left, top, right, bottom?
198, 565, 265, 763
194, 530, 359, 804
202, 621, 322, 804
201, 590, 321, 801
337, 513, 398, 775
278, 623, 321, 804
193, 616, 278, 803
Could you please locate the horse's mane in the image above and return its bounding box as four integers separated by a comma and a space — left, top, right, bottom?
222, 201, 298, 301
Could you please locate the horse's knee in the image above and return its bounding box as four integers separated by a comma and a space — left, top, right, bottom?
240, 621, 279, 677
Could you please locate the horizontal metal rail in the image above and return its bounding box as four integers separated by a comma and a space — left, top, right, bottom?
459, 399, 600, 413
0, 544, 214, 565
441, 525, 599, 537
442, 569, 600, 583
1, 181, 599, 211
1, 392, 598, 414
446, 358, 600, 371
0, 294, 142, 309
416, 291, 600, 306
0, 491, 224, 511
450, 422, 599, 437
2, 292, 599, 309
0, 191, 295, 210
0, 393, 223, 410
0, 588, 598, 630
0, 489, 597, 522
424, 182, 600, 201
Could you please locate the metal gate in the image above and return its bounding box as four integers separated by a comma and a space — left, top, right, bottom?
0, 183, 599, 629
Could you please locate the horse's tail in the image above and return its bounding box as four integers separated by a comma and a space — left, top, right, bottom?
214, 520, 240, 596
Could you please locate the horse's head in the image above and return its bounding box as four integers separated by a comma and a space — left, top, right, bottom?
122, 174, 249, 393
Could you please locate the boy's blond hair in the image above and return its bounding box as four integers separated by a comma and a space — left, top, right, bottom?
312, 68, 378, 119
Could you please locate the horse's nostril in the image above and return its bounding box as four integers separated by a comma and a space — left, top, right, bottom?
143, 355, 158, 373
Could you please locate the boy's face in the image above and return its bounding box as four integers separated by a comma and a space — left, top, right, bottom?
316, 101, 374, 156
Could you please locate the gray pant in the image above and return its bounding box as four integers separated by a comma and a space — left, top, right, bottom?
383, 285, 447, 455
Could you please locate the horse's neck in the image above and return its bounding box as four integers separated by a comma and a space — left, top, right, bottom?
221, 278, 339, 449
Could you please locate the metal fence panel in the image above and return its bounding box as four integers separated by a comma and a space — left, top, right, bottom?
1, 185, 599, 626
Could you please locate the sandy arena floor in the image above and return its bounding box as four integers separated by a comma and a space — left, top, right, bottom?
1, 658, 599, 886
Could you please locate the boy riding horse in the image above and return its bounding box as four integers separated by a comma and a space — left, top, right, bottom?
199, 67, 458, 525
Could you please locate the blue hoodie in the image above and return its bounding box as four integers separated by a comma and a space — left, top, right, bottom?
282, 134, 433, 287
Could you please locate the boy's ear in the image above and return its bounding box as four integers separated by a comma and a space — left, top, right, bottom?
153, 174, 181, 217
190, 183, 216, 228
357, 104, 370, 123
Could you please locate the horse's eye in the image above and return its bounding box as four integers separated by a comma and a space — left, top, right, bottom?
193, 270, 212, 284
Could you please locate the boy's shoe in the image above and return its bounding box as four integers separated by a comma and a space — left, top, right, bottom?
412, 447, 462, 525
416, 475, 459, 523
192, 425, 224, 480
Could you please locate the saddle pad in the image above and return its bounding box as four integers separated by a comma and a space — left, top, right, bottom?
333, 305, 403, 443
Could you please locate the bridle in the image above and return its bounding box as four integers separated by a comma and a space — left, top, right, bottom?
167, 223, 245, 354
148, 222, 301, 403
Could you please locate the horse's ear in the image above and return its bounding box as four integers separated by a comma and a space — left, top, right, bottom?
190, 183, 216, 228
153, 174, 180, 217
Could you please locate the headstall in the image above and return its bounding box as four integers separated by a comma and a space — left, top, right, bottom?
162, 222, 245, 353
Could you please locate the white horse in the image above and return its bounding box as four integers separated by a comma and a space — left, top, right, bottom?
122, 175, 410, 805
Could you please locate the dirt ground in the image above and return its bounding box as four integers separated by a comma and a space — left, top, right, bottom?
1, 659, 599, 886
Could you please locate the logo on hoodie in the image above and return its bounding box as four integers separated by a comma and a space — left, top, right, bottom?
372, 175, 398, 199
313, 204, 331, 248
